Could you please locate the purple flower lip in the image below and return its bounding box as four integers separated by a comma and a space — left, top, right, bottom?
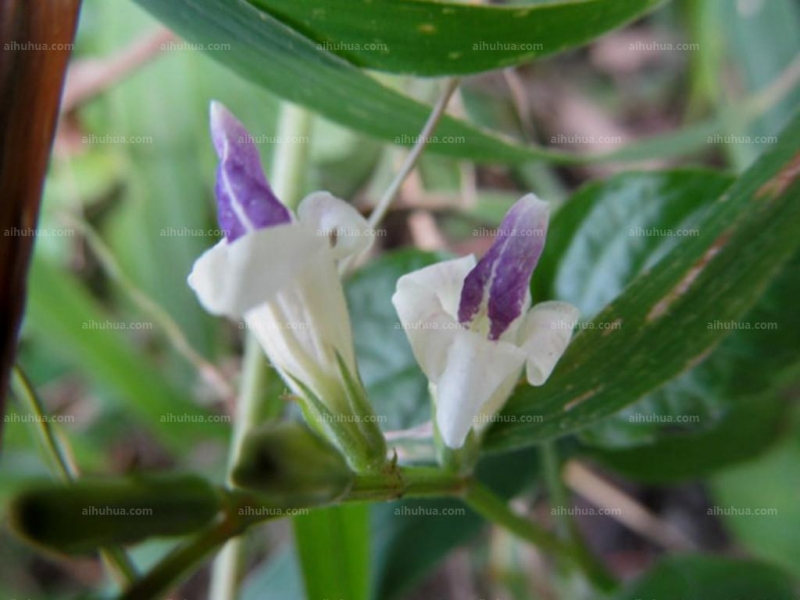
210, 101, 292, 242
458, 195, 549, 340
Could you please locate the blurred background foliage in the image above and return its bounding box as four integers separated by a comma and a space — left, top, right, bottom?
3, 0, 800, 598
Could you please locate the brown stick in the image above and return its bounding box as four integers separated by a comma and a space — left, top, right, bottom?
0, 0, 83, 442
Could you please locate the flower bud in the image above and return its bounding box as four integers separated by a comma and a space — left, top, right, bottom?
231, 422, 354, 507
9, 475, 221, 554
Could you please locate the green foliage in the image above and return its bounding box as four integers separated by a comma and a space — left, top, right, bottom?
485, 114, 800, 450
293, 505, 371, 600
6, 0, 800, 597
248, 0, 663, 76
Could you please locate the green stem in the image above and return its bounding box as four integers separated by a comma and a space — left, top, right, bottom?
120, 516, 243, 600
11, 366, 139, 586
210, 101, 313, 600
270, 102, 313, 211
126, 464, 618, 600
541, 442, 617, 592
465, 482, 616, 593
465, 482, 570, 558
12, 367, 76, 481
124, 467, 464, 599
542, 442, 569, 539
346, 466, 467, 502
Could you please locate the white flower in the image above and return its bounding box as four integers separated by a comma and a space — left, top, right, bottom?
392, 195, 579, 449
188, 103, 384, 470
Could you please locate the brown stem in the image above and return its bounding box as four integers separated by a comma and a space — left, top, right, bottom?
0, 0, 83, 442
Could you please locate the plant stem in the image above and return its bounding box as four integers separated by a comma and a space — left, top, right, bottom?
124, 467, 464, 599
346, 465, 467, 502
121, 516, 243, 600
367, 77, 461, 230
541, 441, 569, 539
209, 101, 312, 600
464, 482, 616, 593
465, 482, 570, 558
541, 442, 617, 592
12, 367, 77, 481
126, 462, 618, 600
269, 102, 313, 211
341, 77, 461, 274
11, 366, 139, 586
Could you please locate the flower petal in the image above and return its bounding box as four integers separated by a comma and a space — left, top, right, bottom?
459, 194, 549, 340
297, 191, 373, 259
518, 301, 580, 385
210, 101, 291, 241
188, 224, 324, 318
391, 256, 475, 382
435, 330, 526, 449
244, 254, 357, 408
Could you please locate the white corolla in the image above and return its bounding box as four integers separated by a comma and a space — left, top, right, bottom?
392, 195, 579, 449
188, 102, 383, 469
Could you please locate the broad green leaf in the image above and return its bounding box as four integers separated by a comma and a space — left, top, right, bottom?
132, 0, 750, 166
346, 249, 449, 431
531, 169, 740, 448
249, 0, 663, 76
538, 170, 735, 319
582, 249, 800, 478
484, 111, 800, 452
23, 255, 227, 451
293, 504, 370, 600
132, 0, 575, 165
711, 421, 800, 580
613, 555, 796, 600
537, 170, 740, 447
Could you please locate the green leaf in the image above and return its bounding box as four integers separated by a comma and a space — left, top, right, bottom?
613, 555, 796, 600
711, 422, 800, 580
537, 169, 737, 447
293, 504, 370, 600
346, 249, 449, 432
538, 169, 736, 319
484, 110, 800, 452
132, 0, 735, 166
248, 0, 664, 76
132, 0, 573, 165
582, 249, 800, 480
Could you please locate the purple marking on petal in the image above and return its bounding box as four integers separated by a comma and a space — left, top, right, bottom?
458, 195, 549, 340
210, 101, 291, 242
